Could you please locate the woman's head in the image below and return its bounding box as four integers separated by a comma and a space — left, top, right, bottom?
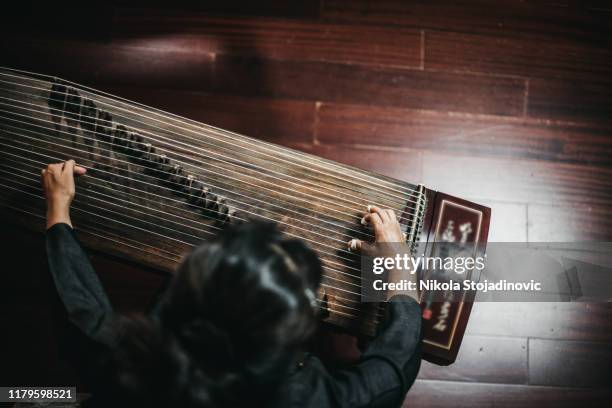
98, 221, 323, 407
161, 221, 323, 372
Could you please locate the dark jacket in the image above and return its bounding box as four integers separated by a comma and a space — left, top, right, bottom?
46, 223, 422, 408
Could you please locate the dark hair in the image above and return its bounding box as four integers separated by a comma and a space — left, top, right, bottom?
93, 221, 323, 407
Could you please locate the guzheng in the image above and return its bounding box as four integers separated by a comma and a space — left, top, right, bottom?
0, 68, 490, 364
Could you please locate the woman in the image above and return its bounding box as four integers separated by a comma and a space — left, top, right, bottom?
41, 159, 422, 407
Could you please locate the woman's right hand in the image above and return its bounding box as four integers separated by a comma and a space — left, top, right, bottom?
348, 205, 405, 251
362, 205, 405, 243
348, 205, 417, 301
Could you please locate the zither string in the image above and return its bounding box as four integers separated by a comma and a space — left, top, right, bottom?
1, 95, 412, 310
0, 107, 387, 242
0, 180, 380, 320
0, 69, 417, 199
0, 139, 381, 289
0, 71, 408, 322
0, 95, 408, 312
0, 102, 422, 234
0, 89, 418, 224
0, 159, 368, 289
0, 199, 376, 321
0, 128, 371, 271
0, 75, 421, 212
2, 144, 382, 296
0, 110, 424, 266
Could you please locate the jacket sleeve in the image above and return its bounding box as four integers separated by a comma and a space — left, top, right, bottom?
327, 295, 422, 408
46, 223, 118, 347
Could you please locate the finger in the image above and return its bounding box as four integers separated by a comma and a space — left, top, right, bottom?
347, 238, 373, 254
40, 169, 47, 197
347, 238, 363, 251
74, 165, 87, 176
384, 209, 397, 223
63, 159, 75, 174
48, 163, 62, 173
367, 205, 394, 223
365, 205, 381, 215
376, 209, 392, 223
362, 212, 383, 228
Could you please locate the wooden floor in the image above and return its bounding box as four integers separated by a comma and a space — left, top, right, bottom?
1, 2, 611, 406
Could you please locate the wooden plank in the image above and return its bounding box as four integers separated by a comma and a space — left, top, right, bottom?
421, 152, 612, 206
419, 335, 528, 384
293, 144, 422, 183
0, 39, 214, 90
1, 42, 524, 118
404, 379, 612, 408
479, 201, 527, 242
528, 77, 612, 124
528, 203, 612, 242
316, 103, 612, 166
153, 1, 322, 18
213, 56, 526, 116
528, 338, 612, 388
466, 302, 612, 342
112, 11, 422, 68
322, 0, 612, 43
425, 30, 612, 80
104, 88, 316, 145
2, 1, 322, 34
